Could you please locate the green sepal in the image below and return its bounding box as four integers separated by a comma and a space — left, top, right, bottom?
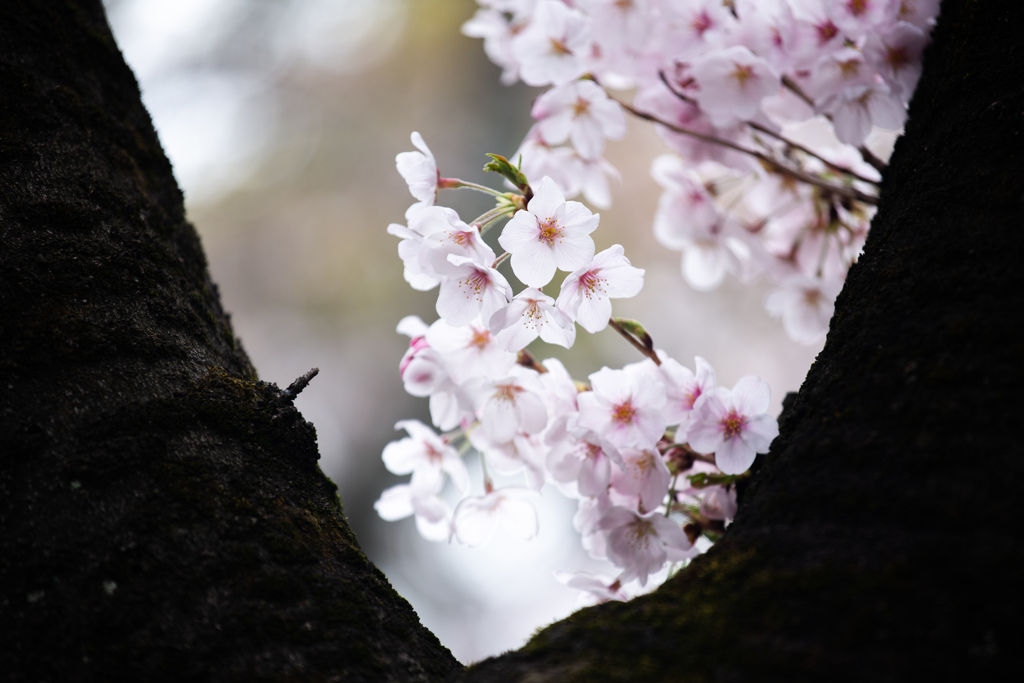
611, 317, 654, 351
686, 472, 740, 489
484, 154, 531, 194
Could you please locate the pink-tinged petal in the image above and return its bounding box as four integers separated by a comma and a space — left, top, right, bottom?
715, 435, 757, 475
374, 485, 414, 521
742, 413, 779, 453
732, 376, 771, 415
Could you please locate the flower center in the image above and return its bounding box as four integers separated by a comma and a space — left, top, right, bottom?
549, 37, 571, 56
612, 400, 637, 425
572, 96, 591, 119
468, 327, 491, 351
730, 63, 755, 88
848, 0, 868, 16
538, 218, 564, 246
816, 20, 839, 46
721, 410, 746, 439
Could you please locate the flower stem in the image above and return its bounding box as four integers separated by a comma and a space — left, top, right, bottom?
608, 318, 661, 365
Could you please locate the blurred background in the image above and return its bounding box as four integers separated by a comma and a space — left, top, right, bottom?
103, 0, 823, 663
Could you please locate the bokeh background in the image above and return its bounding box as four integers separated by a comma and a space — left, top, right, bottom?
103, 0, 823, 663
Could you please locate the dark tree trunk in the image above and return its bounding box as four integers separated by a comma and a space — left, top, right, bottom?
2, 0, 1022, 682
0, 2, 458, 681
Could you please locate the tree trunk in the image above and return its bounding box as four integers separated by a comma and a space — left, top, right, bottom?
0, 2, 458, 681
2, 0, 1022, 682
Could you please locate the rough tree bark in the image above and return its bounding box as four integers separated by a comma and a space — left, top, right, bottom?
0, 2, 458, 681
2, 1, 1021, 682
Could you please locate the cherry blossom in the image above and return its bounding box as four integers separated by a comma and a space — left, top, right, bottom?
658, 355, 717, 436
577, 363, 667, 450
511, 0, 592, 87
435, 255, 513, 327
531, 79, 626, 160
499, 176, 598, 288
764, 274, 843, 344
395, 131, 439, 217
374, 483, 452, 542
688, 376, 780, 475
451, 487, 540, 547
382, 419, 470, 494
489, 287, 576, 351
598, 506, 693, 586
556, 245, 645, 334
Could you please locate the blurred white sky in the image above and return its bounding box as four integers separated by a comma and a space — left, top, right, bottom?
103, 0, 826, 664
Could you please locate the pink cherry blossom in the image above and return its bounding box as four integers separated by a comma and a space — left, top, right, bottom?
609, 447, 672, 514
511, 0, 592, 87
658, 355, 717, 435
499, 176, 598, 288
424, 318, 517, 384
577, 363, 667, 449
556, 244, 645, 333
597, 506, 692, 586
532, 80, 626, 160
690, 46, 780, 128
688, 376, 779, 475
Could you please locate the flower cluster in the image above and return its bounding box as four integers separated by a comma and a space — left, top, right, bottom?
378, 132, 779, 602
464, 0, 939, 343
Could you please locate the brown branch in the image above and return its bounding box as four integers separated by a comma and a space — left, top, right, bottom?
616, 98, 880, 206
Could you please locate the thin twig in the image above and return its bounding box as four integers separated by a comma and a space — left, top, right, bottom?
782, 75, 889, 175
283, 368, 319, 401
616, 98, 879, 206
747, 121, 881, 185
608, 318, 661, 365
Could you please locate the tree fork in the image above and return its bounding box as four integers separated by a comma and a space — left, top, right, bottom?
0, 2, 458, 680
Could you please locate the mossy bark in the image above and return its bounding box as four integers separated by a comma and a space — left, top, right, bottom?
458, 1, 1024, 680
0, 2, 458, 681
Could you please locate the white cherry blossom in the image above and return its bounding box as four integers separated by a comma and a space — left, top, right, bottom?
556, 245, 645, 334
451, 487, 540, 546
489, 287, 576, 351
395, 131, 439, 215
499, 176, 598, 288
